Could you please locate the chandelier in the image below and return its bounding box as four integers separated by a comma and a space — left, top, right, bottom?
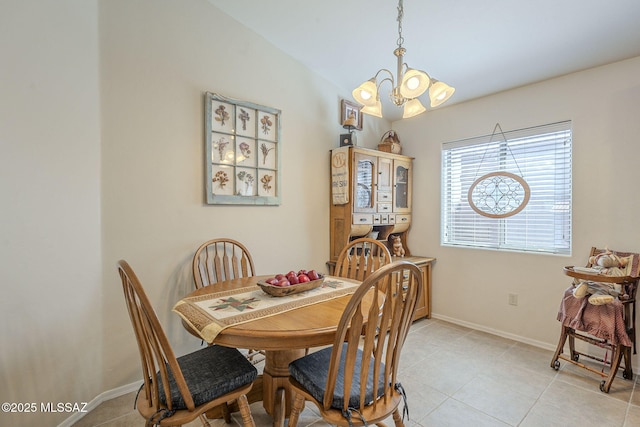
351, 0, 455, 119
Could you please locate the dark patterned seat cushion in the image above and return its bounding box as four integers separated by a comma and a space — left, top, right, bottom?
159, 345, 257, 409
289, 344, 385, 410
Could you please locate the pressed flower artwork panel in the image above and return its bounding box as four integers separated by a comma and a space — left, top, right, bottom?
259, 111, 277, 142
236, 137, 256, 167
258, 171, 276, 197
236, 108, 256, 138
260, 142, 277, 169
210, 101, 235, 133
236, 168, 256, 196
210, 165, 234, 195
211, 133, 235, 163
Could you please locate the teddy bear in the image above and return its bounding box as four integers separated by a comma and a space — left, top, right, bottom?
572, 249, 629, 305
390, 235, 405, 257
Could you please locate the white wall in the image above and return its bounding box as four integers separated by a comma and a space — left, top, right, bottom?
98, 0, 389, 392
0, 1, 102, 426
394, 56, 640, 367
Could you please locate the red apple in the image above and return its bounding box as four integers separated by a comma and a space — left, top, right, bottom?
275, 274, 285, 280
297, 269, 308, 276
288, 274, 299, 285
298, 274, 310, 283
275, 278, 290, 287
307, 270, 319, 281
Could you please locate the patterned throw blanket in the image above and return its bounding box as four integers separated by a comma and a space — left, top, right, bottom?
556, 286, 632, 347
173, 276, 360, 343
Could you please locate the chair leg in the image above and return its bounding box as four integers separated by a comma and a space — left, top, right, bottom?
600, 344, 624, 393
221, 402, 231, 423
199, 414, 212, 427
551, 325, 569, 369
568, 329, 577, 361
237, 394, 255, 427
622, 345, 634, 379
392, 407, 404, 427
288, 392, 306, 427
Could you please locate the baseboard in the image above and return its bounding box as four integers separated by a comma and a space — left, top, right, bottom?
430, 313, 558, 352
57, 381, 141, 427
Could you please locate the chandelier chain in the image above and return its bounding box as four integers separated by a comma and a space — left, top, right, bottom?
396, 0, 404, 48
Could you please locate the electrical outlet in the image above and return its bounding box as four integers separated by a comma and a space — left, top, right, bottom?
508, 293, 518, 306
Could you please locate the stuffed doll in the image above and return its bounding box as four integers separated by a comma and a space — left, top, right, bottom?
572, 281, 622, 305
588, 250, 629, 276
572, 249, 629, 305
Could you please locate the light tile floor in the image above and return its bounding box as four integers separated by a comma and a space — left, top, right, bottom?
73, 319, 640, 426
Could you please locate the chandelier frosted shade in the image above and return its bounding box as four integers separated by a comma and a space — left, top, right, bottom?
352, 78, 378, 107
429, 80, 456, 108
361, 100, 383, 118
399, 69, 430, 99
402, 98, 426, 119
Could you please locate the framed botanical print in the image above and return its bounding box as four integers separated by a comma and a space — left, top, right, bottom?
340, 99, 363, 131
205, 92, 281, 205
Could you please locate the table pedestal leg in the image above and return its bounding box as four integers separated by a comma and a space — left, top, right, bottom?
262, 349, 305, 426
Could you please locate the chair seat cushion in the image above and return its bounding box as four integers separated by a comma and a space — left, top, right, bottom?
289, 344, 385, 410
159, 345, 257, 409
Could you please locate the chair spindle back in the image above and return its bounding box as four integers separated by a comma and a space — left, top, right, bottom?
334, 237, 393, 282
192, 238, 255, 289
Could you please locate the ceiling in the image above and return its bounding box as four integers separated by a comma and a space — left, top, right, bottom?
208, 0, 640, 121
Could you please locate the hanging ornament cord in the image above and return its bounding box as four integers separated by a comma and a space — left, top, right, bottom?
473, 123, 525, 180
468, 123, 531, 219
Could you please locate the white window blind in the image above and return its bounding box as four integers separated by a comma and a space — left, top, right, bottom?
441, 121, 572, 255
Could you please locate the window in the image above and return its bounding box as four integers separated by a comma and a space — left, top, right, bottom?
441, 121, 572, 255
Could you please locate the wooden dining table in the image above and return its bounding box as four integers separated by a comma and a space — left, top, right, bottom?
174, 274, 371, 427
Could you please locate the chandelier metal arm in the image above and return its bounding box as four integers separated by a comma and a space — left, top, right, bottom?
369, 70, 406, 106
371, 68, 395, 87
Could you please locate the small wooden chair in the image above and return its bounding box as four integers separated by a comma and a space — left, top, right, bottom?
117, 260, 257, 426
334, 237, 393, 282
288, 261, 422, 427
192, 238, 255, 289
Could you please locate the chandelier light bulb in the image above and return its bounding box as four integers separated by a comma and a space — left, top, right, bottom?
352, 78, 378, 107
406, 77, 420, 90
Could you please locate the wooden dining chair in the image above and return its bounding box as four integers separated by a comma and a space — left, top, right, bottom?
334, 237, 393, 281
117, 260, 257, 427
192, 238, 256, 289
192, 238, 264, 367
288, 260, 423, 427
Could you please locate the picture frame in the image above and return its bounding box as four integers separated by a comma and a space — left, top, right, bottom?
205, 92, 281, 205
340, 99, 363, 131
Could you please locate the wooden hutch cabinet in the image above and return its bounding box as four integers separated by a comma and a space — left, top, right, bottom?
329, 146, 434, 319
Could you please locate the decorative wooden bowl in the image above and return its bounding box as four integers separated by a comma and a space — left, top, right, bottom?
257, 275, 325, 297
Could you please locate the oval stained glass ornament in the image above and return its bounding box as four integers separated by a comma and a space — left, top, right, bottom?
467, 172, 530, 218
